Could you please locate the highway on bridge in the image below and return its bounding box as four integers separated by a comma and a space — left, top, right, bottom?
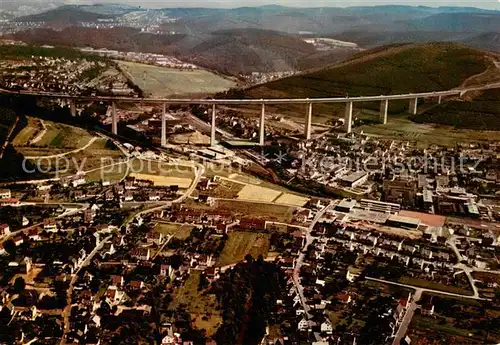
1, 82, 500, 105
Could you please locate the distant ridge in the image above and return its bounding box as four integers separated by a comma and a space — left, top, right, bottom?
224, 42, 494, 115
15, 6, 115, 24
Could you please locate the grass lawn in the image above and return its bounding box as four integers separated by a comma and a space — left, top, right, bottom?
356, 115, 500, 148
217, 231, 270, 266
215, 199, 296, 223
169, 271, 221, 337
31, 120, 93, 149
237, 184, 282, 203
411, 314, 472, 338
154, 222, 194, 239
130, 158, 194, 178
398, 276, 473, 296
25, 138, 125, 178
85, 161, 129, 183
12, 117, 41, 146
117, 60, 236, 98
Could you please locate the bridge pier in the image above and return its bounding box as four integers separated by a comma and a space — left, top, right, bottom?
379, 99, 388, 124
111, 101, 118, 135
211, 104, 216, 147
161, 103, 167, 147
344, 101, 353, 133
305, 102, 312, 140
259, 103, 265, 146
408, 98, 418, 115
69, 100, 76, 117
438, 95, 442, 104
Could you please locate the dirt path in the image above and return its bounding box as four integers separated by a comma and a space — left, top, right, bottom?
29, 119, 48, 145
24, 137, 98, 159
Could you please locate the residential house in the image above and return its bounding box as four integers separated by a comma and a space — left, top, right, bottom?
320, 320, 333, 334
0, 223, 10, 236
0, 189, 11, 199
43, 218, 58, 232
131, 248, 150, 261
146, 231, 164, 245
110, 275, 124, 287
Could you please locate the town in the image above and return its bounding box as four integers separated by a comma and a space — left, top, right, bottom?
1, 2, 500, 344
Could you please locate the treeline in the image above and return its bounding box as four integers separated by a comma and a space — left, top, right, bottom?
0, 44, 107, 62
411, 89, 500, 130
212, 257, 286, 345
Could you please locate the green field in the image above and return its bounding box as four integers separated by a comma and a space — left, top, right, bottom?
215, 199, 295, 223
169, 271, 221, 337
154, 222, 194, 239
356, 115, 500, 147
117, 60, 236, 98
398, 276, 473, 295
129, 158, 194, 178
25, 138, 126, 180
218, 231, 270, 266
13, 118, 94, 151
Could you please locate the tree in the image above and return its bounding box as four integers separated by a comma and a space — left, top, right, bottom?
13, 277, 25, 293
3, 239, 15, 255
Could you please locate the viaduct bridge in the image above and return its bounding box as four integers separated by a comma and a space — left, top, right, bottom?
2, 82, 499, 147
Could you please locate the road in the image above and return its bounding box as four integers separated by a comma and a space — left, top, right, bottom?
151, 235, 173, 260
447, 235, 481, 298
292, 201, 335, 319
392, 289, 423, 345
60, 235, 113, 345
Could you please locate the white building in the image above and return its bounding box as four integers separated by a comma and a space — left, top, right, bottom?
0, 189, 11, 199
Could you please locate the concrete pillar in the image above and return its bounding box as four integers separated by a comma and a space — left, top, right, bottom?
305, 102, 312, 140
379, 99, 388, 124
161, 103, 167, 147
70, 100, 76, 117
210, 104, 216, 147
112, 101, 118, 135
344, 101, 353, 133
259, 103, 265, 146
408, 97, 418, 115
438, 95, 442, 105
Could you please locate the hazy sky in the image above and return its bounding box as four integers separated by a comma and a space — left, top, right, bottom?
85, 0, 500, 9
85, 0, 500, 10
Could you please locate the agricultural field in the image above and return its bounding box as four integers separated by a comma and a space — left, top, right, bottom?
14, 118, 94, 151
215, 199, 295, 223
237, 184, 282, 202
153, 222, 194, 239
356, 115, 500, 148
168, 271, 221, 337
129, 158, 194, 178
85, 161, 129, 184
130, 173, 192, 188
210, 178, 245, 199
25, 138, 126, 181
117, 60, 236, 98
274, 193, 309, 206
218, 231, 270, 266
